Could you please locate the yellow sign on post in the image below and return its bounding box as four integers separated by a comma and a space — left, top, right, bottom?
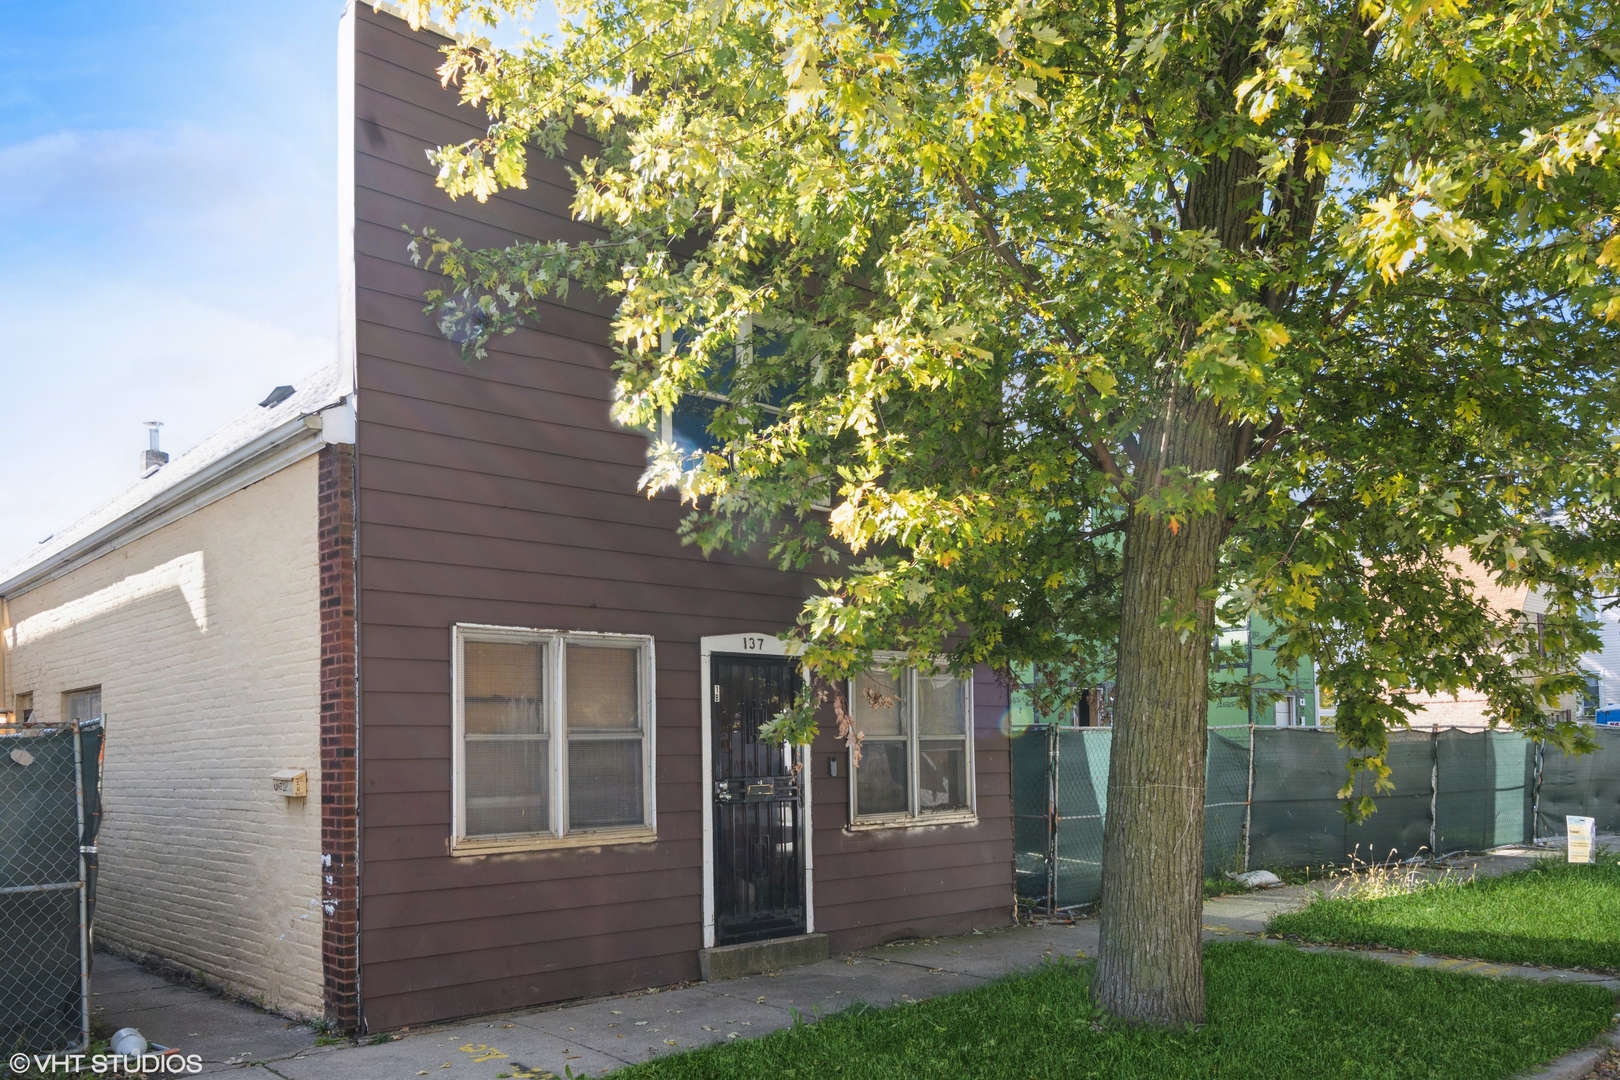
1567, 816, 1595, 864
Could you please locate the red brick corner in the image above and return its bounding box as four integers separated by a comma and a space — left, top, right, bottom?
317, 443, 360, 1030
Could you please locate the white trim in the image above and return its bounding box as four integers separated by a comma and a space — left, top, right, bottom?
451, 623, 656, 856
370, 0, 465, 42
699, 633, 808, 950
336, 3, 358, 401
700, 647, 714, 948
803, 736, 815, 935
0, 420, 331, 599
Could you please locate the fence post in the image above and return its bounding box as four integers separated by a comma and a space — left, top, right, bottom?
1428, 725, 1439, 856
1243, 723, 1255, 873
1531, 739, 1544, 845
73, 722, 90, 1052
1046, 724, 1058, 913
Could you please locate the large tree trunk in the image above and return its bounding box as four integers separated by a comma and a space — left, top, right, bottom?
1095, 389, 1234, 1025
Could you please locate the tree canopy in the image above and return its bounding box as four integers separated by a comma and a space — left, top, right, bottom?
398, 0, 1620, 1022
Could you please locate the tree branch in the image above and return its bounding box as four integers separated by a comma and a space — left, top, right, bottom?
956, 174, 1133, 495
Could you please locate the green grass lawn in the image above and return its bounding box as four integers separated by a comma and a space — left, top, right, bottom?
606, 942, 1614, 1080
1270, 860, 1620, 973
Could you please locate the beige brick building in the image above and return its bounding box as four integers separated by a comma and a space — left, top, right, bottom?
1406, 556, 1576, 729
1, 371, 354, 1019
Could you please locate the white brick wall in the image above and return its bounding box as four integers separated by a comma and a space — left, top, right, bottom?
2, 457, 323, 1017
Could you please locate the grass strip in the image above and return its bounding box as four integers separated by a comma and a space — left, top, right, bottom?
608, 942, 1614, 1079
1270, 860, 1620, 973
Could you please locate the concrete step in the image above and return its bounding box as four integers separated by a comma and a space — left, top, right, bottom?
699, 933, 829, 981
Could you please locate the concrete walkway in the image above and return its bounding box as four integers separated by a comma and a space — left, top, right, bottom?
87, 956, 321, 1074
89, 843, 1618, 1079
92, 922, 1101, 1079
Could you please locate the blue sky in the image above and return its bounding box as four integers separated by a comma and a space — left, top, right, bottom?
0, 1, 552, 566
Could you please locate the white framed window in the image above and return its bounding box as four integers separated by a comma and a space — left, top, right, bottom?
848, 661, 975, 827
452, 624, 656, 855
654, 317, 834, 512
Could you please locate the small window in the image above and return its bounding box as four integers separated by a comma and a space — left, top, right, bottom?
849, 663, 974, 825
454, 625, 654, 853
658, 319, 793, 456
64, 687, 101, 724
14, 692, 34, 725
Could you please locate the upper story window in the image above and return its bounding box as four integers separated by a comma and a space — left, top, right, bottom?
848, 663, 975, 826
659, 318, 793, 457
64, 687, 101, 724
453, 624, 655, 855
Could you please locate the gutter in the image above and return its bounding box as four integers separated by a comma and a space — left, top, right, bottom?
0, 400, 353, 600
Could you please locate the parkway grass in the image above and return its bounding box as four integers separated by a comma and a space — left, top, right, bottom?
608, 942, 1613, 1080
1270, 859, 1620, 973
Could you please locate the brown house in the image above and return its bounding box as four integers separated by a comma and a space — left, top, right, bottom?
0, 0, 1010, 1034
329, 2, 1011, 1031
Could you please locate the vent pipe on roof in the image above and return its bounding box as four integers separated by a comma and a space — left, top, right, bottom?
142, 421, 169, 476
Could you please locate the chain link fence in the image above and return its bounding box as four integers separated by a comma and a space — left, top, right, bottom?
2, 721, 104, 1055
1014, 723, 1620, 912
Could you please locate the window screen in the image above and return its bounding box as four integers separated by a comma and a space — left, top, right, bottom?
853, 670, 908, 816
566, 645, 645, 829
455, 628, 654, 849
463, 641, 548, 837
850, 666, 973, 822
64, 687, 101, 725
917, 674, 969, 813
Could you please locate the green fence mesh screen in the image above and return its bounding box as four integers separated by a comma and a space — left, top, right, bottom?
1052, 729, 1110, 909
1011, 724, 1054, 902
1205, 729, 1250, 877
1249, 728, 1433, 867
1, 723, 101, 1055
1537, 726, 1620, 838
1014, 723, 1613, 913
1434, 730, 1534, 854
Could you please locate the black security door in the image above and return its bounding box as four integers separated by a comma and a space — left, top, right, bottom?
712, 655, 805, 945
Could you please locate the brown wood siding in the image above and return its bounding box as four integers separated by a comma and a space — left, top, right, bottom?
808, 669, 1013, 950
349, 4, 1010, 1031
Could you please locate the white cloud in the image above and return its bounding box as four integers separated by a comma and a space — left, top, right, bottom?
0, 5, 343, 574
0, 127, 242, 214
0, 281, 335, 566
0, 124, 337, 339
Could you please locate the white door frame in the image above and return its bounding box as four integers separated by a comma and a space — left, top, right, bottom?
700, 633, 813, 949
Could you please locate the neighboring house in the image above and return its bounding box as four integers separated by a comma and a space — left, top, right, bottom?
1005, 615, 1321, 732
0, 372, 354, 1019
1, 2, 1013, 1033
1009, 558, 1603, 734
1209, 616, 1320, 729
1405, 556, 1582, 729
1582, 603, 1620, 717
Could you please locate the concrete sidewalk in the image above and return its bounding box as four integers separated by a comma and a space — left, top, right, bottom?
90, 841, 1614, 1079
87, 956, 320, 1073
91, 923, 1099, 1079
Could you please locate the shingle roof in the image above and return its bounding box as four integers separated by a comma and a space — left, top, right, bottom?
1, 363, 346, 593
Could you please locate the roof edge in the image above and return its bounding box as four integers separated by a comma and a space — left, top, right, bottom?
0, 411, 339, 599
